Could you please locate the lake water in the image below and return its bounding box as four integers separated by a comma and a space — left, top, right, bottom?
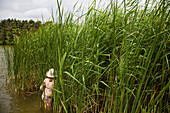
0, 46, 52, 113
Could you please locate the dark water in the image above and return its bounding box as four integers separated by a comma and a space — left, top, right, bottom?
0, 46, 52, 113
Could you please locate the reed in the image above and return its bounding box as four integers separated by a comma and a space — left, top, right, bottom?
6, 0, 169, 112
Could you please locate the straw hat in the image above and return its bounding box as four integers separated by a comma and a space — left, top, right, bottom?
46, 68, 57, 78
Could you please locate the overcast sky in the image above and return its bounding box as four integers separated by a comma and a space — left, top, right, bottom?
0, 0, 161, 21
0, 0, 111, 21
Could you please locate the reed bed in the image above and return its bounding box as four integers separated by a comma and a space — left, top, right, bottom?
7, 0, 169, 112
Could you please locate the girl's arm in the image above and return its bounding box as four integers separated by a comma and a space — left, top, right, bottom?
40, 79, 46, 91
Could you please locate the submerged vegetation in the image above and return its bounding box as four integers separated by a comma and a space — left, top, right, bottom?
6, 0, 169, 112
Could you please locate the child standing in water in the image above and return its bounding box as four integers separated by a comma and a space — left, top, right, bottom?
40, 68, 56, 108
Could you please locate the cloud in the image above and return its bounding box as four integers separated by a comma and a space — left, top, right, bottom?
0, 8, 51, 21
23, 8, 51, 19
0, 0, 111, 21
0, 0, 55, 21
61, 0, 110, 11
0, 10, 21, 19
1, 0, 156, 21
0, 0, 55, 11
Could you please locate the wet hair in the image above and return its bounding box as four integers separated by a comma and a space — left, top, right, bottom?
46, 77, 54, 82
47, 76, 54, 79
49, 79, 52, 82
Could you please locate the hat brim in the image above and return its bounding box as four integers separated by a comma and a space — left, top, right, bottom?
46, 71, 57, 78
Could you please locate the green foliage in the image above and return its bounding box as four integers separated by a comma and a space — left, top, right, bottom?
7, 0, 170, 112
0, 19, 42, 45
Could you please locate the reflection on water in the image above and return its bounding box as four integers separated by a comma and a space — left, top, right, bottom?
0, 46, 52, 113
0, 46, 11, 113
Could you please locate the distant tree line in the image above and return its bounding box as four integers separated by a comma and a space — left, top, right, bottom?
0, 18, 42, 45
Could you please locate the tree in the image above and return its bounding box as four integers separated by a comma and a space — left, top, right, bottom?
0, 18, 43, 45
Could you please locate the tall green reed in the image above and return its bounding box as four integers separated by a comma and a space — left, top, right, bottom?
8, 0, 169, 112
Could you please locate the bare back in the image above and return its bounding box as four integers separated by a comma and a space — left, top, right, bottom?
44, 78, 54, 96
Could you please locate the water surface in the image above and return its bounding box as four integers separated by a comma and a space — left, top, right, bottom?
0, 46, 52, 113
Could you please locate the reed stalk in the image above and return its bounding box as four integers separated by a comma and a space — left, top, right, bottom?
6, 0, 170, 112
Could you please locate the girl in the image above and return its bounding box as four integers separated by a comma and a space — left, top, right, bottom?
40, 68, 56, 107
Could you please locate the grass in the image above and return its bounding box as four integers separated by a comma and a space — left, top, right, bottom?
6, 0, 170, 112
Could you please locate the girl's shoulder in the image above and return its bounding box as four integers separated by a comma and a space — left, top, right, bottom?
44, 78, 49, 82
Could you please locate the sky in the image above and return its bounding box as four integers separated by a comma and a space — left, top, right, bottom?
0, 0, 111, 21
0, 0, 161, 22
